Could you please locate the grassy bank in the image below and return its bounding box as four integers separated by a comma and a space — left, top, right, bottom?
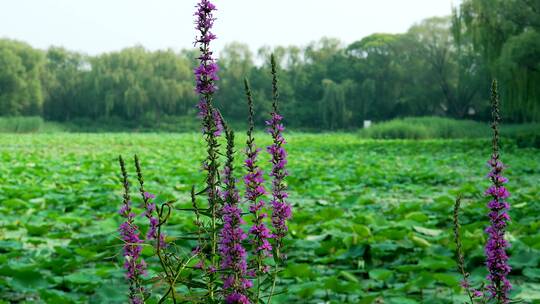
2, 116, 540, 148
358, 117, 540, 147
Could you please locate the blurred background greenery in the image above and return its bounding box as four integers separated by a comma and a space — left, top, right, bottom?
1, 0, 539, 134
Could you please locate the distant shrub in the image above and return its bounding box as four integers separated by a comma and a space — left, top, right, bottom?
0, 116, 44, 133
405, 116, 489, 138
360, 119, 431, 139
360, 116, 540, 143
359, 116, 484, 139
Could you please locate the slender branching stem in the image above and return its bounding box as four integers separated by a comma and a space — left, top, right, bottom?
453, 196, 475, 304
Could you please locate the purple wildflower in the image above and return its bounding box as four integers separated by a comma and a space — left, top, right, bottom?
119, 207, 146, 281
485, 157, 512, 301
484, 80, 511, 303
194, 0, 223, 136
118, 156, 146, 304
219, 127, 251, 302
267, 113, 291, 242
243, 79, 273, 279
266, 55, 292, 257
193, 2, 223, 297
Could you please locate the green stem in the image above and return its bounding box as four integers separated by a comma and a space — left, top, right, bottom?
266, 248, 280, 304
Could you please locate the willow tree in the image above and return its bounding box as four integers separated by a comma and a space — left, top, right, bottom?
457, 0, 540, 122
0, 39, 45, 116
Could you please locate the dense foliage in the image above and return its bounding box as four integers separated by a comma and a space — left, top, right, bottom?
0, 40, 44, 116
0, 1, 538, 129
458, 0, 540, 122
1, 134, 539, 303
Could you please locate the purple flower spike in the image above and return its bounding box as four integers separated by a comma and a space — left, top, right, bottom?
194, 0, 223, 136
266, 55, 292, 258
484, 155, 512, 301
484, 80, 511, 303
219, 127, 251, 303
242, 79, 273, 302
244, 79, 273, 265
267, 113, 291, 243
118, 203, 145, 299
118, 156, 146, 304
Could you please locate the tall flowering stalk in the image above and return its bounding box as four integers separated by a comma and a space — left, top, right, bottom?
453, 80, 512, 304
243, 79, 273, 301
267, 55, 291, 254
118, 156, 146, 304
194, 0, 222, 299
219, 124, 252, 304
266, 54, 292, 303
484, 80, 512, 303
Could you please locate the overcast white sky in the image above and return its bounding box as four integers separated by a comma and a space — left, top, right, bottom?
0, 0, 460, 55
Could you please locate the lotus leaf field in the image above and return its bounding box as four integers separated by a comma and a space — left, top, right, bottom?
0, 133, 539, 303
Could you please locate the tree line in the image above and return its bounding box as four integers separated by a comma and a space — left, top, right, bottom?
0, 0, 538, 130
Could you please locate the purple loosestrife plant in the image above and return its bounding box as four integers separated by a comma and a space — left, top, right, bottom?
219, 125, 252, 304
194, 0, 223, 299
485, 80, 512, 303
453, 80, 512, 304
118, 156, 146, 304
243, 79, 273, 301
266, 54, 292, 303
116, 3, 292, 303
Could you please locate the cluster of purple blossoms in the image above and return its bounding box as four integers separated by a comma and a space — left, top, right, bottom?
244, 79, 273, 273
266, 113, 291, 243
194, 0, 223, 136
119, 200, 146, 304
219, 161, 252, 303
245, 137, 273, 262
226, 292, 250, 304
142, 192, 166, 248
484, 156, 512, 301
